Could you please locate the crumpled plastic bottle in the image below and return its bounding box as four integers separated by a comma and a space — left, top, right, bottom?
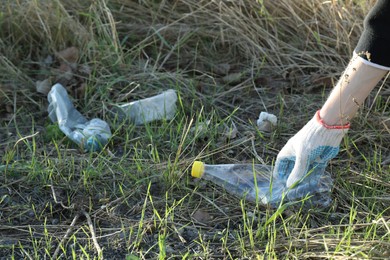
191, 161, 333, 207
47, 83, 112, 152
110, 89, 177, 125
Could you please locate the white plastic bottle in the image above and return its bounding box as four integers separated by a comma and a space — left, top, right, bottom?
191, 161, 333, 206
111, 89, 177, 125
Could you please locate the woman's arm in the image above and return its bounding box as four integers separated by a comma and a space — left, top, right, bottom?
273, 0, 390, 187
320, 55, 387, 126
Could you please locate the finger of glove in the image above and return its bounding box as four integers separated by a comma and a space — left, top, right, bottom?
276, 139, 296, 158
273, 157, 295, 181
286, 146, 339, 188
286, 152, 309, 188
273, 140, 298, 180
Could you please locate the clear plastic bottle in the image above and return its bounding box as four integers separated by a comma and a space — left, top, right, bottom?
110, 89, 177, 125
47, 83, 112, 152
191, 161, 333, 207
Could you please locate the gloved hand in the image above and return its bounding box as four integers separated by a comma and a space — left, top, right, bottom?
274, 110, 349, 187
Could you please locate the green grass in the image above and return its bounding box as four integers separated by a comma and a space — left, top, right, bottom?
1, 0, 390, 259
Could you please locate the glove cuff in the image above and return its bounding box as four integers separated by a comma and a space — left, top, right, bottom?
315, 110, 350, 130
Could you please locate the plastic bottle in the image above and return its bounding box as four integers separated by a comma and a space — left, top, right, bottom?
191, 161, 333, 207
47, 83, 112, 152
110, 89, 177, 125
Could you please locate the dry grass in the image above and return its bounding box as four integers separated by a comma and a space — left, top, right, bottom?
1, 0, 389, 259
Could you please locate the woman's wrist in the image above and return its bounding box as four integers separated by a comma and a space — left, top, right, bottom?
318, 110, 350, 128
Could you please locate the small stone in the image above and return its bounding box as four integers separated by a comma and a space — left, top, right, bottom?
192, 209, 213, 224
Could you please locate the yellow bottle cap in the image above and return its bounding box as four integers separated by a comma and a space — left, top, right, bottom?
191, 161, 205, 178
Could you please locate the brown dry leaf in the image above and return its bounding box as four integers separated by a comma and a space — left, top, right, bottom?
192, 209, 213, 224
55, 63, 74, 84
56, 47, 79, 64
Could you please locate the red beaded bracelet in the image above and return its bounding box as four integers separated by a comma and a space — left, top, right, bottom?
315, 110, 350, 129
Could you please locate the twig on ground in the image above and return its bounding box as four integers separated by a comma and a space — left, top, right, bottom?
92, 195, 126, 217
52, 213, 80, 259
50, 184, 74, 210
81, 209, 103, 259
13, 132, 40, 149
251, 136, 266, 165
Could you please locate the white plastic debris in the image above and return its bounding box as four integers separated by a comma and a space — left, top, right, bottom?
257, 112, 277, 132
111, 89, 177, 125
47, 83, 112, 152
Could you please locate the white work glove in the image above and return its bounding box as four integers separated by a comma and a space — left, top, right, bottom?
274, 110, 349, 187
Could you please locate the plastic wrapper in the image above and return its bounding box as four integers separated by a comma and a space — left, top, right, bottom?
47, 83, 111, 152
